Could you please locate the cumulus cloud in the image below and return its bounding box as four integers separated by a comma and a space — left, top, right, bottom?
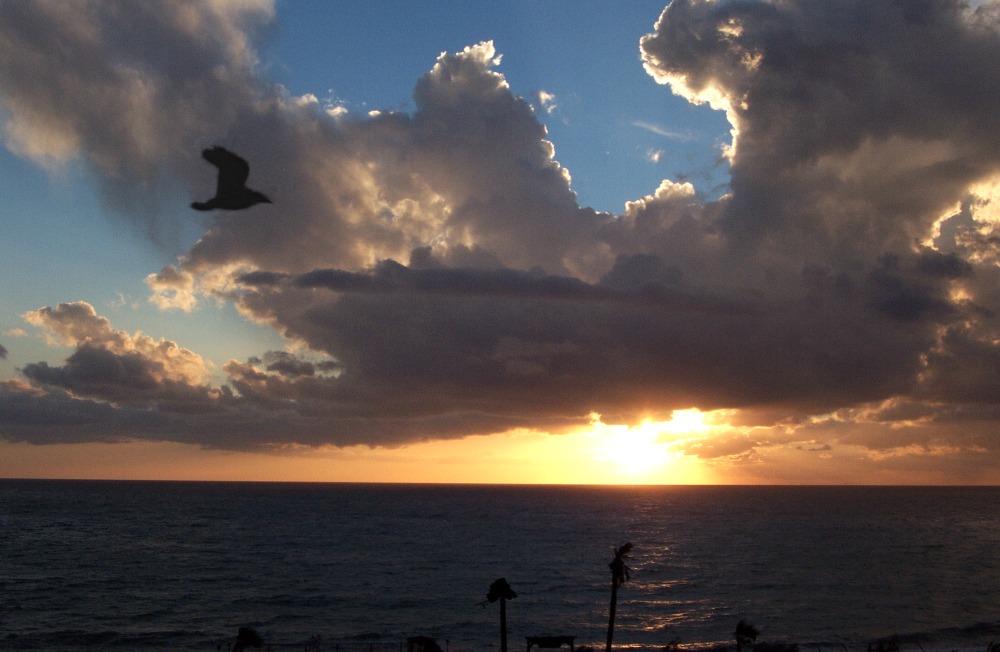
535, 90, 558, 114
0, 1, 274, 243
23, 302, 211, 386
17, 302, 226, 412
2, 0, 1000, 472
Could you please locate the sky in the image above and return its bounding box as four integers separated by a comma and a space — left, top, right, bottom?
2, 0, 1000, 485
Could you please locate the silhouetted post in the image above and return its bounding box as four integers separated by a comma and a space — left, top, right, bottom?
486, 578, 518, 652
605, 543, 633, 652
500, 596, 508, 652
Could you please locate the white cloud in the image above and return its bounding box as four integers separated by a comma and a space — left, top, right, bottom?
632, 120, 693, 141
535, 90, 557, 114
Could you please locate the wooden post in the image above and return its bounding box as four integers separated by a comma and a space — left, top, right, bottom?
605, 580, 618, 652
500, 597, 508, 652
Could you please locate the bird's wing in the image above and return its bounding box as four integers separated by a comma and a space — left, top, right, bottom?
202, 146, 250, 195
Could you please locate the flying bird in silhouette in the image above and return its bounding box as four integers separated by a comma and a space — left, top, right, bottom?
191, 146, 271, 211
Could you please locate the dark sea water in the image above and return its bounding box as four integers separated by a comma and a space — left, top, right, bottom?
1, 482, 999, 652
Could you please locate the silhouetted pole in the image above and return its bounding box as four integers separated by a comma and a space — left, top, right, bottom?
485, 578, 518, 652
500, 594, 508, 652
606, 543, 633, 652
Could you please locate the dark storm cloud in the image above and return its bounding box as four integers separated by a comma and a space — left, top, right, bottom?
249, 351, 340, 378
232, 256, 950, 431
2, 1, 1000, 466
238, 258, 749, 314
21, 344, 222, 406
2, 302, 575, 448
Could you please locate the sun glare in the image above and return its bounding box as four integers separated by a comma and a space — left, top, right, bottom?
600, 425, 670, 476
662, 408, 710, 434
588, 409, 715, 483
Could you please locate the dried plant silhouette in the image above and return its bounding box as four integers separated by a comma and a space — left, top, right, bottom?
867, 635, 900, 652
605, 543, 633, 652
484, 577, 518, 652
231, 626, 263, 652
191, 146, 271, 211
407, 635, 444, 652
735, 620, 759, 652
754, 642, 798, 652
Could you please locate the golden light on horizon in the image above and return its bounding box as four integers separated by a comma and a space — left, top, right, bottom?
0, 409, 730, 485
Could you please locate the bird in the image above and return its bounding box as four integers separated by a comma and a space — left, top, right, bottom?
191, 146, 272, 211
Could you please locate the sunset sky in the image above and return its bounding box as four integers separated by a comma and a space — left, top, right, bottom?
3, 0, 1000, 484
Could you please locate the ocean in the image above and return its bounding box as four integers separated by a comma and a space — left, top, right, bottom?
1, 482, 998, 652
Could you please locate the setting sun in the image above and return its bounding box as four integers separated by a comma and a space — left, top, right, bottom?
585, 409, 716, 483
596, 424, 671, 476
662, 408, 710, 434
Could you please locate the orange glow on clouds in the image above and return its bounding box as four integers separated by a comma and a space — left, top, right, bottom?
0, 409, 724, 484
5, 406, 997, 484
